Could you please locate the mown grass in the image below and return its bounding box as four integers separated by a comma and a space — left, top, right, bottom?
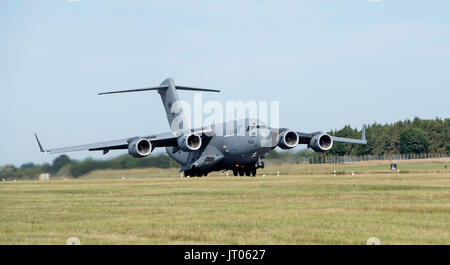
77, 158, 449, 179
1, 169, 449, 244
262, 158, 449, 174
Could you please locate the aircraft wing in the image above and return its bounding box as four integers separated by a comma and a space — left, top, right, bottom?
296, 126, 367, 145
330, 136, 366, 144
34, 132, 178, 155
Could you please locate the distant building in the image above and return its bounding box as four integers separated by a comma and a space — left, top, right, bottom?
38, 173, 50, 181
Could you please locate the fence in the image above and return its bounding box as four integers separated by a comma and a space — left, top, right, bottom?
266, 153, 449, 165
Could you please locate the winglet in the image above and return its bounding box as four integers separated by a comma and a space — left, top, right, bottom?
34, 133, 48, 154
361, 125, 366, 143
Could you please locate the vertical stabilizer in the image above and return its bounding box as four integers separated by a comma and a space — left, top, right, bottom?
158, 78, 188, 133
98, 77, 219, 134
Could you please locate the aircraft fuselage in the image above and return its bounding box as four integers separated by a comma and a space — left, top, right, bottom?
166, 119, 273, 175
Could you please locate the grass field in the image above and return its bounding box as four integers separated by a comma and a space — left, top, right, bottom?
79, 158, 449, 179
1, 159, 449, 245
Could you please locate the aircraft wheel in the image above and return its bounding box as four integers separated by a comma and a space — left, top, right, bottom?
203, 173, 208, 177
184, 170, 190, 177
260, 161, 265, 169
233, 169, 238, 176
244, 168, 251, 176
251, 168, 256, 176
238, 169, 244, 176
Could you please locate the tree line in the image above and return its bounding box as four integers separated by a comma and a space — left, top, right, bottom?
0, 153, 178, 180
266, 117, 448, 160
1, 117, 448, 180
328, 117, 449, 156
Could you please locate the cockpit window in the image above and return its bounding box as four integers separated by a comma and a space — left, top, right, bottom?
247, 125, 266, 131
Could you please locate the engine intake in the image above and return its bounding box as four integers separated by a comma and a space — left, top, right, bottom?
309, 134, 333, 152
277, 130, 299, 149
128, 138, 152, 158
177, 133, 202, 152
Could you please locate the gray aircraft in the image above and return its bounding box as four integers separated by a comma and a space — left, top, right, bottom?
35, 78, 366, 177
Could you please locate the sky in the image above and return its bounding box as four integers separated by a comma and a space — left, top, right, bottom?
1, 0, 449, 166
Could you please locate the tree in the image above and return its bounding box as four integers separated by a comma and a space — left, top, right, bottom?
0, 165, 17, 180
41, 163, 51, 173
51, 155, 72, 174
399, 128, 429, 154
20, 163, 36, 169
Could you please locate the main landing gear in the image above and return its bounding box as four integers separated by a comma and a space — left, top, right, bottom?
232, 162, 263, 177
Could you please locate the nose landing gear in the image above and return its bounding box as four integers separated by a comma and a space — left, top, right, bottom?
184, 164, 209, 177
257, 161, 265, 169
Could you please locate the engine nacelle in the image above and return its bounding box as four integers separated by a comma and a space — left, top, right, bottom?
277, 130, 299, 149
177, 133, 202, 152
309, 133, 333, 152
128, 138, 152, 158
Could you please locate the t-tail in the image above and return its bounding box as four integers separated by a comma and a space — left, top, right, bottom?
99, 78, 220, 133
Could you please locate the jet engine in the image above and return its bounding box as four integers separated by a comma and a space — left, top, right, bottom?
128, 138, 152, 158
177, 133, 202, 152
277, 130, 299, 149
309, 133, 333, 152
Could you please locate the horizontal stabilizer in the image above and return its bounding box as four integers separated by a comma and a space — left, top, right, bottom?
99, 85, 219, 95
174, 86, 220, 92
99, 86, 166, 95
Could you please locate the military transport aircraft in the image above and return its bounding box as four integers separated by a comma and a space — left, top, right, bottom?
35, 78, 366, 177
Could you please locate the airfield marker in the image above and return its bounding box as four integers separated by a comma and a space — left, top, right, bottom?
366, 237, 381, 245
66, 237, 81, 245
